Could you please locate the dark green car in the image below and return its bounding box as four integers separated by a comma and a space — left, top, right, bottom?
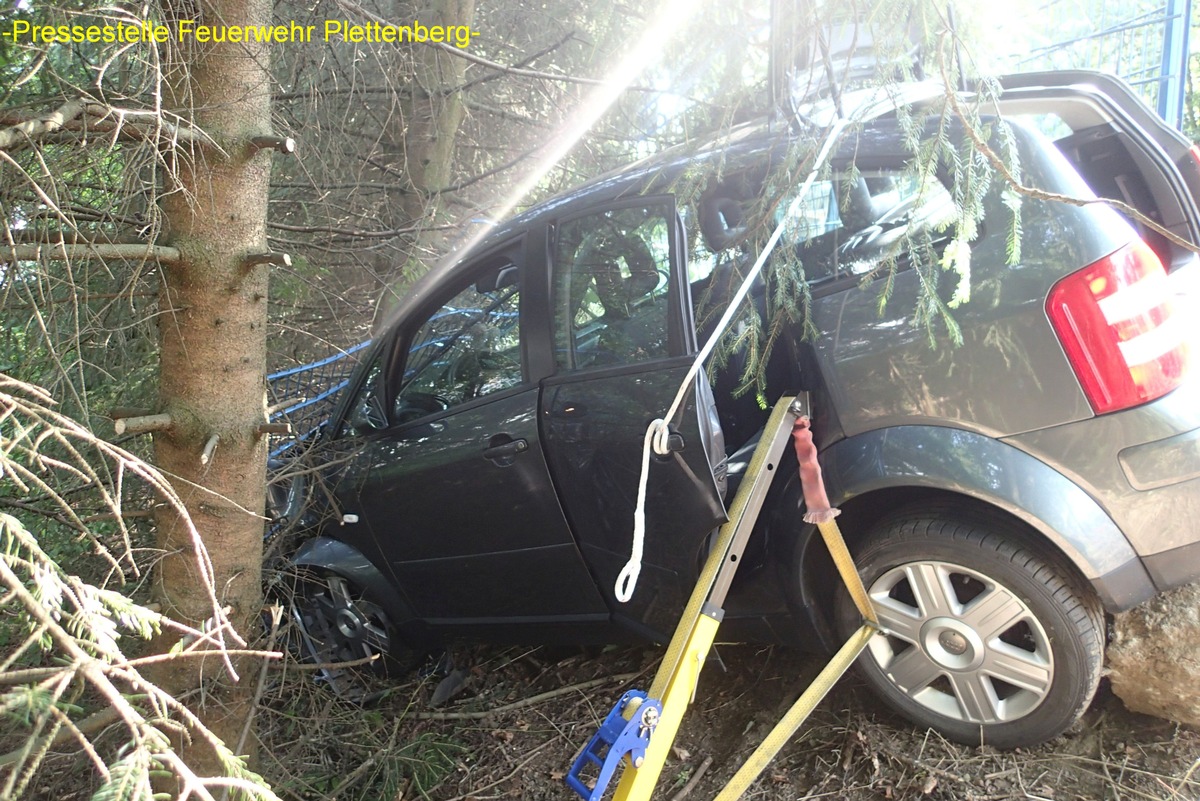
287, 71, 1200, 748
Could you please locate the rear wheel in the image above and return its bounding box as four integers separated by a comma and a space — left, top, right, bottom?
834, 510, 1104, 748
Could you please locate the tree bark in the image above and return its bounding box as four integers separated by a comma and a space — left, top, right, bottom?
152, 0, 273, 776
389, 0, 476, 279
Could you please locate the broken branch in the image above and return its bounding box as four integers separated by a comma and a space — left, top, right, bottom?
200, 434, 220, 465
0, 101, 208, 151
248, 135, 295, 155
0, 99, 87, 150
113, 413, 172, 436
241, 251, 291, 269
1, 243, 181, 265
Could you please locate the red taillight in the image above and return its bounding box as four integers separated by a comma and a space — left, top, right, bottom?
1046, 240, 1190, 414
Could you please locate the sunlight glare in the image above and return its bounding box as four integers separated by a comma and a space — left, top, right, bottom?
379, 0, 701, 330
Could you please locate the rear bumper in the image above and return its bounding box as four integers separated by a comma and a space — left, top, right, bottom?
1143, 540, 1200, 591
1006, 373, 1200, 595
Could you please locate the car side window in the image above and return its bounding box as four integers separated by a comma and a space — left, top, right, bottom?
778, 180, 843, 243
553, 204, 672, 371
777, 172, 955, 283
394, 264, 522, 421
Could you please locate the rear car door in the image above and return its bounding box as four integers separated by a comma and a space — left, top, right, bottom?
337, 238, 608, 625
537, 198, 728, 638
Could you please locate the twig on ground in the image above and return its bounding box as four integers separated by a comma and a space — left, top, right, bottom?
873, 738, 973, 786
668, 754, 713, 801
414, 672, 641, 720
236, 605, 282, 756
275, 654, 379, 671
441, 739, 556, 801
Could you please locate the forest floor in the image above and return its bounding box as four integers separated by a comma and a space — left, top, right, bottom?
255, 638, 1200, 801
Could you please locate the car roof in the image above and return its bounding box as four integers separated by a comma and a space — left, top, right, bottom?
488, 80, 950, 234
383, 81, 951, 335
379, 121, 782, 328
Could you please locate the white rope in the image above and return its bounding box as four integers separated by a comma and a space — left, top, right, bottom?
614, 418, 667, 603
614, 118, 850, 603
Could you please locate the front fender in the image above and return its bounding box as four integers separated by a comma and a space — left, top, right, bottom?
819, 425, 1156, 611
291, 537, 414, 624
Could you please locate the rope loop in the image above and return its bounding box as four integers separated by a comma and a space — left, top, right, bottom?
614, 419, 667, 602
649, 417, 672, 457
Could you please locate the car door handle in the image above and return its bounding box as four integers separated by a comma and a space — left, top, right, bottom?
483, 438, 528, 460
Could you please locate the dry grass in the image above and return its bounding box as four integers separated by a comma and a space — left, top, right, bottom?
16, 618, 1199, 800
251, 632, 1200, 801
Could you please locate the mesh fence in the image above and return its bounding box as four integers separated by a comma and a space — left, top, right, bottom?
996, 0, 1189, 125
267, 340, 371, 456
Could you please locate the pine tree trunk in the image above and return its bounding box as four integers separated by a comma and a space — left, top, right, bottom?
399, 0, 474, 219
386, 0, 476, 283
152, 0, 273, 775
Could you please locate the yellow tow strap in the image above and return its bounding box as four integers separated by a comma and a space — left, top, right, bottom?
605, 396, 880, 800
712, 517, 877, 801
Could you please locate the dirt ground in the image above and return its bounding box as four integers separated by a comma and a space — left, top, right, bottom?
257, 640, 1200, 801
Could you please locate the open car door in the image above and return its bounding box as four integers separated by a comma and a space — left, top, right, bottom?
538, 197, 729, 639
994, 70, 1200, 276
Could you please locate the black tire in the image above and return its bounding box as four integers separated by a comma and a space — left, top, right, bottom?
289, 569, 413, 701
833, 509, 1104, 748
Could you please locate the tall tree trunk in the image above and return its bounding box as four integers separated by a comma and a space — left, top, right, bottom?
152, 0, 273, 775
399, 0, 474, 219
384, 0, 475, 287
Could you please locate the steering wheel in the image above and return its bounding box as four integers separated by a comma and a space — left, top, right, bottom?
393, 391, 451, 424
838, 224, 884, 255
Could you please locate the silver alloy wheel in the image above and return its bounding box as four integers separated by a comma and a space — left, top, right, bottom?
292, 573, 393, 699
865, 560, 1054, 725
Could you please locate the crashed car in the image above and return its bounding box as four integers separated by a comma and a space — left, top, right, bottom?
282, 71, 1200, 748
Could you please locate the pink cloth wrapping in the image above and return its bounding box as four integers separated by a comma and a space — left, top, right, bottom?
791, 416, 840, 524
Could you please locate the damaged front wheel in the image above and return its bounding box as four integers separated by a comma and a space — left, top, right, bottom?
290, 570, 407, 701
